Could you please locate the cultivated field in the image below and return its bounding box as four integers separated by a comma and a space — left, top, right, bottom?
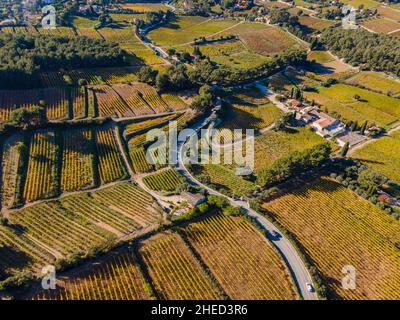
262, 177, 400, 299
180, 212, 299, 299
307, 50, 335, 64
304, 84, 400, 127
221, 102, 282, 131
120, 2, 169, 12
3, 181, 161, 278
142, 168, 184, 192
298, 16, 336, 32
147, 16, 239, 47
345, 71, 400, 97
138, 232, 222, 299
351, 129, 400, 184
194, 164, 255, 196
35, 252, 152, 300
240, 26, 304, 55
23, 131, 58, 202
95, 127, 127, 184
0, 135, 22, 209
253, 126, 328, 174
61, 129, 94, 192
362, 18, 400, 34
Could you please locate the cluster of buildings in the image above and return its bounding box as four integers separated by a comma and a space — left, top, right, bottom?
286, 99, 367, 147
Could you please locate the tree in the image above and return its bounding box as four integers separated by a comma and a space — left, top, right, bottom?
137, 66, 158, 84
156, 72, 169, 90
340, 142, 349, 157
10, 106, 46, 128
358, 169, 387, 189
360, 120, 368, 135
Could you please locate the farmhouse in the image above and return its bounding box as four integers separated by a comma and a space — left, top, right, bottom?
311, 114, 346, 138
181, 192, 206, 207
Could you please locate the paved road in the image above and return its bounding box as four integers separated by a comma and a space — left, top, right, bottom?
175, 125, 318, 300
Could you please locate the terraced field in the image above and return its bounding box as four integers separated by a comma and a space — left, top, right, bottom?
138, 232, 221, 299
180, 213, 299, 300
262, 177, 400, 299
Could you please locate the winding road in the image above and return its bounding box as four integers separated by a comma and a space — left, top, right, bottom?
174, 116, 318, 300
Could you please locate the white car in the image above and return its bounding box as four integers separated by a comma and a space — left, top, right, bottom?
306, 283, 314, 292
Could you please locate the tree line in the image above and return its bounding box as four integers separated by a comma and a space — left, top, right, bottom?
0, 33, 127, 88
321, 27, 400, 76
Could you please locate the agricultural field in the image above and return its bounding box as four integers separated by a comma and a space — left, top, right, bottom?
124, 114, 178, 136
35, 252, 151, 300
0, 87, 84, 123
130, 146, 153, 173
160, 93, 188, 110
91, 182, 162, 228
111, 83, 153, 116
9, 201, 114, 257
0, 224, 55, 281
262, 177, 400, 299
95, 127, 127, 184
120, 2, 169, 12
138, 232, 222, 299
93, 85, 136, 118
70, 16, 98, 29
221, 102, 282, 131
132, 82, 170, 113
61, 129, 94, 192
194, 164, 255, 196
253, 126, 329, 174
179, 212, 299, 299
23, 130, 58, 202
240, 26, 304, 56
298, 16, 336, 32
345, 71, 400, 97
97, 26, 137, 43
147, 16, 239, 47
377, 6, 400, 21
351, 129, 400, 184
60, 192, 142, 237
4, 180, 161, 279
142, 168, 184, 192
307, 50, 335, 64
304, 83, 400, 127
362, 18, 400, 34
339, 0, 381, 9
0, 135, 22, 209
179, 40, 271, 70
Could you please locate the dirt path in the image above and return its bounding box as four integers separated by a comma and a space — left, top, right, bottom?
113, 125, 134, 178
